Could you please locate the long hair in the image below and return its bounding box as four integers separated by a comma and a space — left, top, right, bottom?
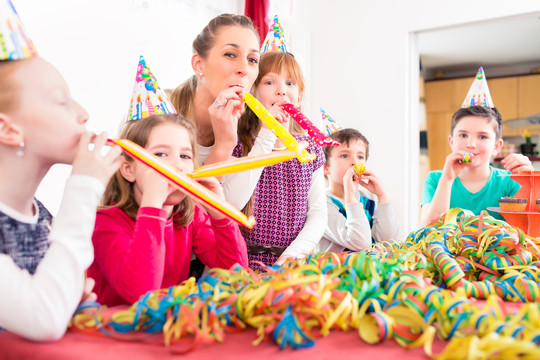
171, 14, 259, 123
237, 51, 306, 217
100, 114, 198, 227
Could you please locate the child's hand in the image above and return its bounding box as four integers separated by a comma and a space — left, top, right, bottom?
358, 169, 389, 203
268, 101, 289, 124
501, 153, 533, 174
208, 86, 244, 150
342, 167, 360, 204
138, 165, 170, 209
71, 132, 122, 185
80, 277, 97, 303
194, 177, 225, 219
441, 152, 470, 181
274, 254, 294, 266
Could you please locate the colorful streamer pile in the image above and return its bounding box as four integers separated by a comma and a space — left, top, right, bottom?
71, 209, 540, 358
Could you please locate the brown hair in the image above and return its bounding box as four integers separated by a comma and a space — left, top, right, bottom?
0, 60, 25, 114
171, 14, 259, 122
237, 52, 306, 217
450, 106, 502, 139
101, 114, 197, 227
323, 128, 370, 165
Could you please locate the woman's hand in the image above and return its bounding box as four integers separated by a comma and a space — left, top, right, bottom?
208, 86, 244, 150
194, 177, 226, 219
71, 132, 122, 185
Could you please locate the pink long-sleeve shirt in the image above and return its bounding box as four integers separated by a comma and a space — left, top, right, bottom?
87, 206, 248, 306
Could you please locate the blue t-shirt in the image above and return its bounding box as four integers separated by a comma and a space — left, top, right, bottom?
421, 166, 521, 220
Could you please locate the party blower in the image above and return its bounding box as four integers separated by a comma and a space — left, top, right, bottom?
189, 143, 307, 178
242, 92, 317, 162
107, 138, 256, 228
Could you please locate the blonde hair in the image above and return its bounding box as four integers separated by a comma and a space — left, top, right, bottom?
171, 14, 259, 123
101, 114, 197, 227
237, 52, 306, 217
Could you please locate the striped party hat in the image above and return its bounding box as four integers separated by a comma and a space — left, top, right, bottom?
260, 15, 290, 54
0, 0, 38, 60
461, 67, 494, 108
320, 108, 344, 136
127, 56, 176, 121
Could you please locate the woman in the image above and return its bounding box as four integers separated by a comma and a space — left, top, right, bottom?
171, 14, 277, 210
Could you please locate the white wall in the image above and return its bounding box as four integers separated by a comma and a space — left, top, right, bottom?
15, 0, 241, 214
293, 0, 540, 238
13, 0, 540, 237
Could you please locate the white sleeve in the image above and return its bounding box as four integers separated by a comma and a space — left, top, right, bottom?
321, 198, 373, 252
222, 127, 277, 209
371, 202, 400, 243
0, 175, 104, 342
282, 168, 327, 258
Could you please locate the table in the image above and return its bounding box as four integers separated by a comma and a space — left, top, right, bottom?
0, 300, 523, 360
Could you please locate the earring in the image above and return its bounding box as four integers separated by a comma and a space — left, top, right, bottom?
199, 72, 203, 77
16, 141, 24, 157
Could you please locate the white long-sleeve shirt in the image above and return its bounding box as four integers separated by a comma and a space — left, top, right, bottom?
197, 127, 277, 210
0, 175, 104, 341
316, 187, 400, 253
282, 167, 327, 258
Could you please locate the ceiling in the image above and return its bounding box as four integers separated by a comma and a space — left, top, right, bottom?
418, 11, 540, 78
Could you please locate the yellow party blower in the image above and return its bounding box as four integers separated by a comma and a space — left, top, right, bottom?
108, 138, 256, 228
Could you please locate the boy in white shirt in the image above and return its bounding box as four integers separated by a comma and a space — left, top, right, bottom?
317, 128, 400, 252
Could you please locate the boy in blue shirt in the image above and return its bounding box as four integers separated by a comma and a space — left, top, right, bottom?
420, 106, 532, 226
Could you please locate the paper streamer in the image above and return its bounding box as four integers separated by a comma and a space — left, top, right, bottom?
189, 146, 305, 179
281, 103, 340, 146
354, 163, 365, 175
71, 246, 540, 357
242, 92, 316, 163
109, 138, 256, 228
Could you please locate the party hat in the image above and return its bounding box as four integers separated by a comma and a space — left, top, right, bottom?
461, 67, 494, 108
127, 56, 176, 121
320, 108, 344, 136
0, 0, 38, 60
260, 15, 290, 54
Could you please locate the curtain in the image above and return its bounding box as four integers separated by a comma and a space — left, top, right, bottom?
245, 0, 269, 46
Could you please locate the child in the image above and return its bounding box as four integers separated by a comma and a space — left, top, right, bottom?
420, 106, 532, 226
318, 127, 400, 252
87, 114, 248, 306
171, 14, 276, 211
421, 67, 533, 226
0, 1, 122, 341
235, 50, 326, 269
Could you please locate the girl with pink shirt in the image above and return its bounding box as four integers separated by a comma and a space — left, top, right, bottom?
87, 114, 248, 306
